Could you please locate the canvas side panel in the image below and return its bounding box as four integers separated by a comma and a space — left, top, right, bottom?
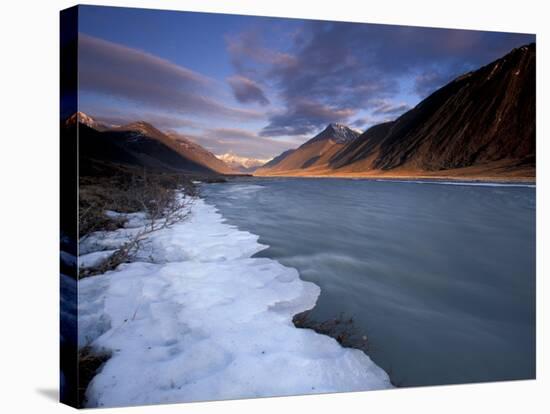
60, 5, 79, 408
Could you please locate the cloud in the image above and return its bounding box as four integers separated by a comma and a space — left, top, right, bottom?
186, 127, 299, 159
371, 100, 412, 116
260, 99, 355, 136
204, 127, 260, 141
350, 117, 372, 129
79, 34, 263, 121
227, 75, 270, 105
227, 22, 534, 135
225, 29, 296, 77
414, 70, 453, 98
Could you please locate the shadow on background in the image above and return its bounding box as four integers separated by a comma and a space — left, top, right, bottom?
35, 388, 58, 402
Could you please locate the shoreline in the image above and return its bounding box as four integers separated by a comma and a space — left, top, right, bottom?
252, 173, 535, 185
77, 194, 392, 407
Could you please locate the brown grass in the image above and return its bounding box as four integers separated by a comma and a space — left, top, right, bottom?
77, 346, 111, 408
79, 167, 196, 237
254, 160, 535, 182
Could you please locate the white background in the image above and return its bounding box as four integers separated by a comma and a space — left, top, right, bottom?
0, 0, 547, 412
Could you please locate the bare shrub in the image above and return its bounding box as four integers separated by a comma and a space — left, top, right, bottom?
293, 311, 370, 352
80, 195, 194, 278
79, 186, 127, 237
79, 166, 198, 278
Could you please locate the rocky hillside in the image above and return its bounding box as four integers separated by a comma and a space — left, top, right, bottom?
69, 113, 238, 176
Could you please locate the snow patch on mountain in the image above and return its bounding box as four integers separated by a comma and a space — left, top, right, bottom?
217, 152, 271, 172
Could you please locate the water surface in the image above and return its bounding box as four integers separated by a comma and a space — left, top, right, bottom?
203, 177, 536, 387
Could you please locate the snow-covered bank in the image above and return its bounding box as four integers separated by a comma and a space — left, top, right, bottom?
78, 196, 392, 407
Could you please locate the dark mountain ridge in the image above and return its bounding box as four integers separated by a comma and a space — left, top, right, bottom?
68, 114, 236, 176
77, 123, 216, 176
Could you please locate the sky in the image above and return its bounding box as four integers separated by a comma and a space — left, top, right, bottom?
77, 5, 535, 160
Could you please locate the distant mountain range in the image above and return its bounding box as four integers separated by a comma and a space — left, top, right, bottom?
216, 153, 270, 173
256, 43, 535, 180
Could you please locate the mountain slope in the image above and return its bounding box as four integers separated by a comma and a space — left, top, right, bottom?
111, 122, 237, 174
72, 114, 235, 176
164, 133, 238, 174
255, 123, 360, 175
78, 123, 216, 175
256, 149, 296, 170
330, 43, 535, 177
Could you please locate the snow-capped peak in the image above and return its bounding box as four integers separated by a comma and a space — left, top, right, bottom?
310, 123, 361, 144
65, 111, 108, 131
66, 111, 96, 128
